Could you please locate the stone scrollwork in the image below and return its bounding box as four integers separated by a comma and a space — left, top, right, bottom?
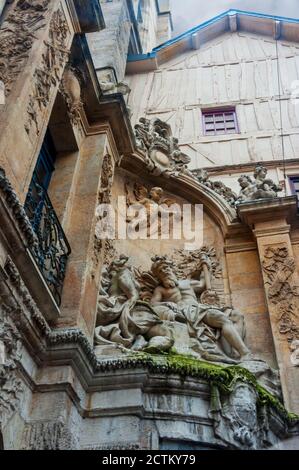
0, 0, 49, 95
236, 165, 283, 204
95, 249, 253, 364
134, 118, 192, 178
262, 246, 299, 352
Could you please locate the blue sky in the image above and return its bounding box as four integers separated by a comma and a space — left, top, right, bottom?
170, 0, 299, 35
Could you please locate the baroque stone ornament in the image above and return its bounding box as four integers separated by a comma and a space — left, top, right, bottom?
210, 382, 267, 449
262, 246, 299, 349
125, 182, 180, 235
94, 154, 115, 266
0, 308, 23, 427
0, 0, 49, 95
236, 165, 282, 204
25, 8, 70, 135
60, 66, 84, 128
95, 254, 174, 353
192, 168, 238, 207
0, 167, 38, 248
134, 118, 192, 177
22, 418, 78, 450
95, 250, 252, 363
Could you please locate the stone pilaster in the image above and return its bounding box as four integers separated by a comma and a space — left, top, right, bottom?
238, 197, 299, 413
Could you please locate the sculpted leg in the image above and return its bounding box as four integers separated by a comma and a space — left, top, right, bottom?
144, 324, 174, 353
204, 310, 250, 358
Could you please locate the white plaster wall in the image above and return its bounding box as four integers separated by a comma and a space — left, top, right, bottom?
126, 31, 299, 192
0, 0, 6, 18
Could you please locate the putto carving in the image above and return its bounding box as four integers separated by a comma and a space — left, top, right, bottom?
0, 310, 23, 427
60, 66, 84, 128
25, 8, 70, 135
95, 254, 174, 353
134, 118, 192, 177
0, 0, 49, 95
192, 168, 238, 207
236, 165, 282, 203
125, 183, 180, 236
262, 246, 299, 354
95, 249, 252, 363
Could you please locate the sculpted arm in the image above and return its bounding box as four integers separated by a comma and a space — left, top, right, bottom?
150, 287, 164, 305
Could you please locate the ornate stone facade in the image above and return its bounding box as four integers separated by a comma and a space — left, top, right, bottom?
262, 246, 299, 347
0, 0, 49, 95
134, 117, 192, 177
25, 8, 70, 135
1, 0, 299, 451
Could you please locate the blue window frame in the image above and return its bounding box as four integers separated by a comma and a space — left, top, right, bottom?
34, 130, 56, 190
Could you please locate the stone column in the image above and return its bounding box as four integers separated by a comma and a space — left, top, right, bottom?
238, 197, 299, 413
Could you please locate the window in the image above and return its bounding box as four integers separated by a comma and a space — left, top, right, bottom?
202, 108, 239, 136
24, 129, 71, 306
289, 176, 299, 203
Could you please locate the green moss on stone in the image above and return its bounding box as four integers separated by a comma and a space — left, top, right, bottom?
126, 351, 299, 423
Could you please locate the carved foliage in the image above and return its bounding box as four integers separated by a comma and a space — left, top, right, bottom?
0, 307, 23, 426
94, 154, 115, 266
192, 168, 238, 207
25, 8, 70, 135
262, 246, 299, 346
0, 0, 49, 95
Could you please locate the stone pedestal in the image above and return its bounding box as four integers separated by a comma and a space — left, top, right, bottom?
238, 197, 299, 413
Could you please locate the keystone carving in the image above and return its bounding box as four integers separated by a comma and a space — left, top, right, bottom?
134, 118, 192, 178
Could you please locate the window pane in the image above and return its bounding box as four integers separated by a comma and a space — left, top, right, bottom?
202, 108, 238, 136
226, 121, 236, 129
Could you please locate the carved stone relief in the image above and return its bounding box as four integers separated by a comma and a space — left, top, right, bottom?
192, 168, 238, 207
0, 0, 49, 95
60, 66, 84, 130
0, 166, 38, 248
210, 382, 267, 449
134, 118, 192, 178
0, 305, 23, 427
94, 154, 115, 266
95, 249, 253, 364
22, 418, 78, 450
236, 165, 283, 204
125, 182, 180, 237
25, 8, 70, 135
262, 245, 299, 354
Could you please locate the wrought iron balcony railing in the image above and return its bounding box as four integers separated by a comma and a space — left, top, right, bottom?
24, 173, 71, 306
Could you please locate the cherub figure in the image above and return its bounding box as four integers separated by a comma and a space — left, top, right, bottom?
125, 183, 180, 235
